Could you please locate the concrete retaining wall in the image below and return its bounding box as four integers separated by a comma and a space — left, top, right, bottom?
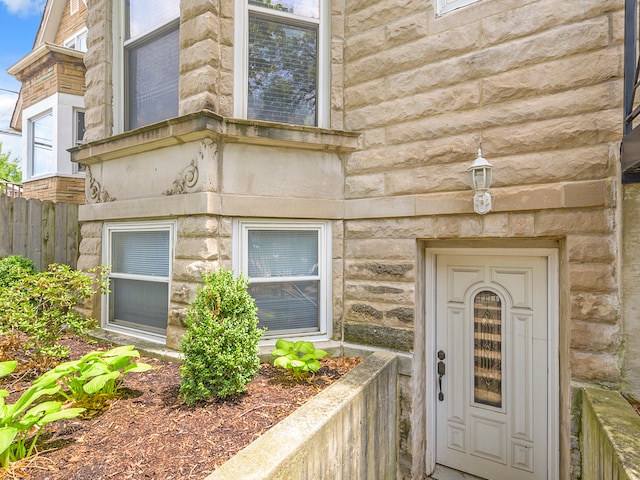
581, 387, 640, 480
206, 351, 399, 480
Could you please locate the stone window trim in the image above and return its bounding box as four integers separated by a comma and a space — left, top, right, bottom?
233, 1, 331, 129
102, 220, 176, 345
233, 218, 332, 343
436, 0, 482, 16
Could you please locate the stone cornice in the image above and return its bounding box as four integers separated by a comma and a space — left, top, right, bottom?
70, 110, 360, 164
7, 42, 85, 80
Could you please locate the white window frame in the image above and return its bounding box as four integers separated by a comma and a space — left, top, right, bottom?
436, 0, 482, 15
21, 93, 85, 180
63, 27, 88, 52
28, 110, 54, 179
73, 108, 86, 172
73, 108, 85, 146
112, 1, 180, 133
102, 221, 176, 345
233, 1, 331, 128
233, 219, 332, 342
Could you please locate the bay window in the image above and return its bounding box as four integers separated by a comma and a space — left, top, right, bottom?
235, 220, 331, 338
235, 0, 330, 127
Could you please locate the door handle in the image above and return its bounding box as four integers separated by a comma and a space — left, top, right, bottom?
437, 350, 445, 401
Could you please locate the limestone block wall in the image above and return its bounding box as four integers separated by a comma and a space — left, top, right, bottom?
339, 2, 623, 476
340, 0, 623, 375
83, 0, 113, 143
167, 215, 228, 350
76, 221, 103, 321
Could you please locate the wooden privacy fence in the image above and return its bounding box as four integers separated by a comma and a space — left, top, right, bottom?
0, 195, 79, 270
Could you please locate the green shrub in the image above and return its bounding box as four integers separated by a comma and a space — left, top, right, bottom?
0, 264, 109, 360
0, 255, 36, 289
179, 268, 264, 403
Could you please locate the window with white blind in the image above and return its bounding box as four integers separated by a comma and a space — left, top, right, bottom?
104, 222, 174, 342
29, 111, 54, 178
436, 0, 481, 15
115, 0, 180, 131
234, 220, 331, 339
234, 0, 330, 128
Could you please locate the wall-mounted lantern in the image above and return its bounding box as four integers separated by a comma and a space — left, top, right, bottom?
468, 148, 493, 215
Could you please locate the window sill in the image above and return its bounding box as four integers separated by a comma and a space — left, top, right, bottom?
71, 110, 359, 165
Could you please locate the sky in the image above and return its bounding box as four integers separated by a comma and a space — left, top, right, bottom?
0, 0, 45, 162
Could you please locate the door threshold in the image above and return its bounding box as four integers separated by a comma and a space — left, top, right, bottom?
431, 465, 488, 480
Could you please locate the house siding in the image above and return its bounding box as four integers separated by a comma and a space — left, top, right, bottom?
22, 175, 85, 204
54, 0, 88, 46
76, 0, 626, 478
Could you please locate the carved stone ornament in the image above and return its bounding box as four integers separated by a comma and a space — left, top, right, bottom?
164, 138, 216, 195
86, 165, 116, 203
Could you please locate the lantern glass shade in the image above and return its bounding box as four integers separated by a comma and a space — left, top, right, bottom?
469, 149, 493, 191
473, 167, 492, 191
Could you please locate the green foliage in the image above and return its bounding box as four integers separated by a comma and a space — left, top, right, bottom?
0, 360, 84, 467
0, 255, 36, 289
179, 268, 265, 403
36, 345, 152, 403
271, 339, 328, 380
0, 264, 110, 360
0, 143, 21, 184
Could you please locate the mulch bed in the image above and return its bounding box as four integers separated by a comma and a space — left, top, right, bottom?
0, 336, 361, 480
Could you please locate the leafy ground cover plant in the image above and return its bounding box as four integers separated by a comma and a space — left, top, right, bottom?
0, 264, 109, 362
36, 345, 152, 404
0, 360, 85, 467
179, 268, 265, 403
271, 339, 329, 380
0, 255, 36, 289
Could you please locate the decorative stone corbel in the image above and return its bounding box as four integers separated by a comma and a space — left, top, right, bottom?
164, 138, 216, 195
86, 165, 116, 203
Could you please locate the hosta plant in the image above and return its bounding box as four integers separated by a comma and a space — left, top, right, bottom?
271, 339, 328, 380
0, 360, 85, 467
36, 345, 153, 403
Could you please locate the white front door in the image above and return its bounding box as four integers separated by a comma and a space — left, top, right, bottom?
435, 254, 549, 480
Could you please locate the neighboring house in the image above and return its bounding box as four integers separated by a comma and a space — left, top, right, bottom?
8, 0, 87, 204
48, 0, 629, 478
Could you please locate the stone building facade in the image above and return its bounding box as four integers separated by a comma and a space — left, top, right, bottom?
73, 0, 625, 478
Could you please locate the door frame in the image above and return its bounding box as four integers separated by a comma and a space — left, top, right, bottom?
424, 247, 559, 479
